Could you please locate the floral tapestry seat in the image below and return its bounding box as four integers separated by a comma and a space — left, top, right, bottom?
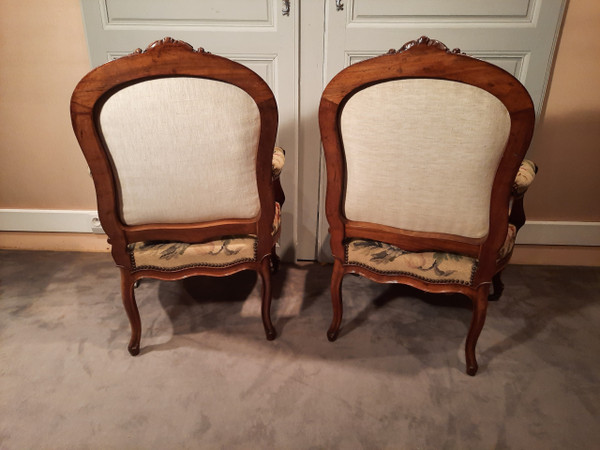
345, 160, 536, 285
128, 147, 284, 272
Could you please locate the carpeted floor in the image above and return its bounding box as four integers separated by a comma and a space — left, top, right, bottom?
1, 249, 599, 449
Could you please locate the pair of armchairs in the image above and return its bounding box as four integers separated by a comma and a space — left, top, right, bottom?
71, 36, 536, 375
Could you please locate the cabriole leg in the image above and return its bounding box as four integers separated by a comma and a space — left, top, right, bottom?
258, 258, 276, 340
327, 259, 344, 342
465, 285, 489, 376
120, 269, 141, 356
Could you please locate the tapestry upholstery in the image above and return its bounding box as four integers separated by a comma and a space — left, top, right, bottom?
513, 159, 537, 196
272, 147, 285, 178
128, 236, 257, 271
345, 239, 477, 285
99, 77, 261, 226
341, 78, 511, 239
272, 202, 281, 235
128, 195, 281, 272
497, 224, 517, 260
345, 224, 518, 285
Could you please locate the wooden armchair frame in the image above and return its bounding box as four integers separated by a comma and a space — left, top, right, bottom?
71, 38, 283, 355
319, 37, 535, 375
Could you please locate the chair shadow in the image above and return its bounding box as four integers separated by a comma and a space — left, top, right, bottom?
269, 262, 295, 335
337, 282, 471, 340
141, 263, 292, 354
326, 265, 600, 373
477, 265, 600, 369
139, 263, 600, 376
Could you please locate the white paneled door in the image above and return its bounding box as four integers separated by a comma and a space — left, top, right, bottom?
80, 0, 565, 261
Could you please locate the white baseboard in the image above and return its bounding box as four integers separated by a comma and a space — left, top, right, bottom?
0, 209, 599, 246
516, 221, 600, 246
0, 209, 104, 234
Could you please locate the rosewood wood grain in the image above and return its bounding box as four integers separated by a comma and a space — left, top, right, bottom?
319, 36, 536, 375
71, 38, 283, 354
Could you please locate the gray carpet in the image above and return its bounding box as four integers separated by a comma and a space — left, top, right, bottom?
1, 250, 599, 449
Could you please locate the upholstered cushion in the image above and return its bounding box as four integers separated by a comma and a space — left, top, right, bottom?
128, 197, 280, 271
341, 78, 511, 239
513, 160, 536, 196
99, 77, 261, 226
272, 147, 285, 178
128, 236, 257, 271
346, 224, 519, 285
346, 239, 477, 285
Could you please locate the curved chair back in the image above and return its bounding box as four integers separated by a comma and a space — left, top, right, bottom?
71, 38, 278, 268
320, 37, 535, 282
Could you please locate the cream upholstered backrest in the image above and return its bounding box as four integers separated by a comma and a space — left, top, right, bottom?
341, 78, 511, 238
99, 77, 261, 226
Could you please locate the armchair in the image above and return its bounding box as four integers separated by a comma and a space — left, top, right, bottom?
319, 37, 536, 375
71, 38, 284, 355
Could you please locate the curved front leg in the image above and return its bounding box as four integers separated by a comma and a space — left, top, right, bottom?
120, 269, 141, 356
258, 257, 276, 340
465, 285, 489, 375
327, 259, 345, 341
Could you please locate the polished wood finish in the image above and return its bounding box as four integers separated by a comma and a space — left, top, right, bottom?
71, 37, 282, 354
319, 36, 535, 375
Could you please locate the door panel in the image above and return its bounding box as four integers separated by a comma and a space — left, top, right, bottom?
326, 0, 565, 113
350, 0, 533, 22
102, 0, 273, 27
80, 0, 298, 260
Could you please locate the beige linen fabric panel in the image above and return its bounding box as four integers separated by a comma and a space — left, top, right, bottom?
341, 79, 511, 238
99, 77, 261, 225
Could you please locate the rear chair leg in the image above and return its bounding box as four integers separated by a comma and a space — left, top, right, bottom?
120, 269, 141, 356
327, 259, 344, 342
465, 285, 489, 376
258, 258, 276, 340
488, 272, 504, 301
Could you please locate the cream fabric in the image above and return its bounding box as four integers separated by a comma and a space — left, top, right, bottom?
341, 79, 511, 238
129, 237, 257, 271
100, 77, 261, 225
